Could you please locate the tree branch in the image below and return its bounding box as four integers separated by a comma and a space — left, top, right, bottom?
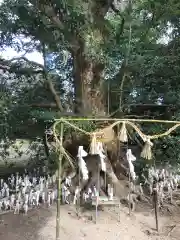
30, 103, 175, 113
9, 56, 45, 70
37, 3, 64, 30
36, 2, 79, 51
111, 0, 165, 115
92, 0, 114, 17
111, 2, 125, 36
30, 103, 57, 108
0, 64, 43, 75
46, 79, 64, 112
0, 57, 44, 75
42, 44, 64, 112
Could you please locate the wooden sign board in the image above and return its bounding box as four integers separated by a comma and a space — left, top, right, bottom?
95, 127, 115, 143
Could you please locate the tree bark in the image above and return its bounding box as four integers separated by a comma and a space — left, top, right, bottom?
72, 41, 106, 115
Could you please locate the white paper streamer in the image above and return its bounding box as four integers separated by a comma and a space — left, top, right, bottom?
97, 142, 106, 172
73, 187, 80, 204
108, 184, 114, 200
126, 149, 136, 181
77, 146, 88, 180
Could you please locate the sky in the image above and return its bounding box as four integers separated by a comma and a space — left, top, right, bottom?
0, 0, 43, 64
1, 47, 44, 65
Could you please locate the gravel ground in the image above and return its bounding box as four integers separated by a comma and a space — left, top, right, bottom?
0, 204, 179, 240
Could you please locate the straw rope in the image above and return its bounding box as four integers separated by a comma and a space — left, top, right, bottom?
53, 118, 180, 142
52, 118, 180, 161
54, 118, 180, 124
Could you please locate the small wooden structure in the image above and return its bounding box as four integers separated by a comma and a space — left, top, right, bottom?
92, 196, 120, 223
53, 117, 180, 240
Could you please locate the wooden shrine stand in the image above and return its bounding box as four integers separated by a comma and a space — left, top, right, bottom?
92, 195, 121, 223
53, 117, 180, 239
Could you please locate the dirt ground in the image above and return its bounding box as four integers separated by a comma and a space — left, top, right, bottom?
0, 203, 180, 240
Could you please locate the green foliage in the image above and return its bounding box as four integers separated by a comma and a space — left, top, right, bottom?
0, 0, 180, 169
47, 151, 59, 173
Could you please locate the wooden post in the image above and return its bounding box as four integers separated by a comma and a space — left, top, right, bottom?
56, 121, 64, 240
95, 196, 98, 224
76, 167, 81, 217
153, 181, 159, 232
118, 202, 121, 222
170, 188, 173, 204
107, 81, 110, 115
128, 169, 131, 216
95, 163, 100, 224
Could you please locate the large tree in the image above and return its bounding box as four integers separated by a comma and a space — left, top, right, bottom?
1, 0, 180, 168
0, 0, 149, 115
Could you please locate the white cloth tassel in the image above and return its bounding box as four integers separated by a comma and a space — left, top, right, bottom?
126, 149, 136, 181
90, 133, 99, 154
93, 186, 99, 197
23, 203, 28, 214
73, 187, 80, 205
99, 153, 106, 172
97, 142, 106, 172
108, 184, 114, 200
77, 146, 89, 180
65, 176, 71, 186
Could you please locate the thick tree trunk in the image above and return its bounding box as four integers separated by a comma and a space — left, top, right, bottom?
83, 155, 129, 199
72, 42, 105, 115
71, 40, 129, 199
